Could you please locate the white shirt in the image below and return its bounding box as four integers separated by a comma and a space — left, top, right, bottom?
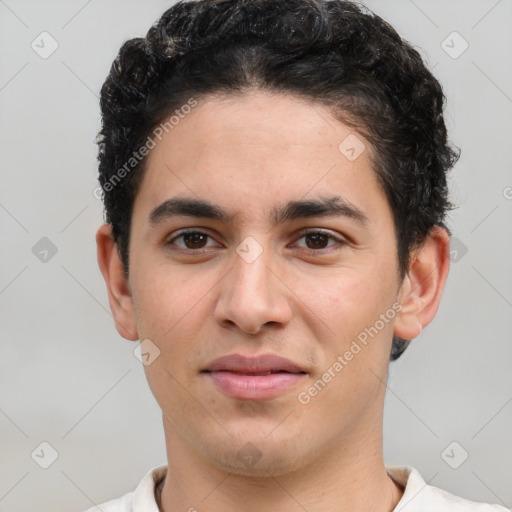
85, 465, 509, 512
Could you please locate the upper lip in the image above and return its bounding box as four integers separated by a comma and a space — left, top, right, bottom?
203, 354, 307, 374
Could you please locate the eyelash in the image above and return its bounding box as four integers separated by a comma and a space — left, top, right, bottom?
166, 228, 347, 255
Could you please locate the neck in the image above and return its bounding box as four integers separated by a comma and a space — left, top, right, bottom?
159, 415, 403, 512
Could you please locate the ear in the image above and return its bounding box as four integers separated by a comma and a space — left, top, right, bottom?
96, 224, 139, 341
394, 225, 450, 340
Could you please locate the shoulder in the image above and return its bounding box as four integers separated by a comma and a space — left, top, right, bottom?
387, 466, 509, 512
83, 465, 167, 512
83, 491, 133, 512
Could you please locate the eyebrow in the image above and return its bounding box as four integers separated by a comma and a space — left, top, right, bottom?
148, 195, 369, 227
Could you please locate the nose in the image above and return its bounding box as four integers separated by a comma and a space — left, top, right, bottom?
214, 243, 293, 335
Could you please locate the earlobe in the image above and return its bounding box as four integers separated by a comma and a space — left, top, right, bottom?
96, 224, 139, 341
393, 226, 450, 340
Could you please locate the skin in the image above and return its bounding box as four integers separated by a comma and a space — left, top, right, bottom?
97, 90, 450, 512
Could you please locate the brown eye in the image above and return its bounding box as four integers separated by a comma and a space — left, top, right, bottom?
168, 230, 218, 251
293, 230, 346, 252
182, 232, 208, 249
304, 232, 330, 249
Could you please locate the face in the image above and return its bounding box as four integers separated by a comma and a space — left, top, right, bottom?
114, 91, 419, 475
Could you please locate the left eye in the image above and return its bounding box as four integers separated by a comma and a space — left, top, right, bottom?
293, 231, 344, 250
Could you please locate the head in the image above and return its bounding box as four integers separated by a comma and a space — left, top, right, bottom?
96, 0, 457, 476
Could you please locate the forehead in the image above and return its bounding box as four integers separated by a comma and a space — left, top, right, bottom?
134, 90, 389, 225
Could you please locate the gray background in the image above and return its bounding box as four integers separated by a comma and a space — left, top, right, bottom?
0, 0, 511, 510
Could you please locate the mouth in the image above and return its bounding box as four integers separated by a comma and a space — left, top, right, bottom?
202, 354, 307, 401
203, 353, 307, 374
208, 370, 305, 376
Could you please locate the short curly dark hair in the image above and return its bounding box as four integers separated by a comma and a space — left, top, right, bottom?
97, 0, 459, 360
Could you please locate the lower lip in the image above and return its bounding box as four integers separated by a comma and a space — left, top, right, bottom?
205, 371, 306, 401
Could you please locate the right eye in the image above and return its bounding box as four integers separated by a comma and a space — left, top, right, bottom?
167, 229, 221, 253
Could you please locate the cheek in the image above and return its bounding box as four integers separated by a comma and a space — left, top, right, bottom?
296, 267, 398, 357
135, 269, 209, 412
132, 265, 215, 371
298, 269, 376, 324
132, 263, 201, 335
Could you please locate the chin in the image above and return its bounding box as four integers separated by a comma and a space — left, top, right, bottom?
203, 430, 310, 478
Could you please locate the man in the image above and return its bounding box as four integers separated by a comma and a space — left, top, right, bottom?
90, 0, 507, 510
